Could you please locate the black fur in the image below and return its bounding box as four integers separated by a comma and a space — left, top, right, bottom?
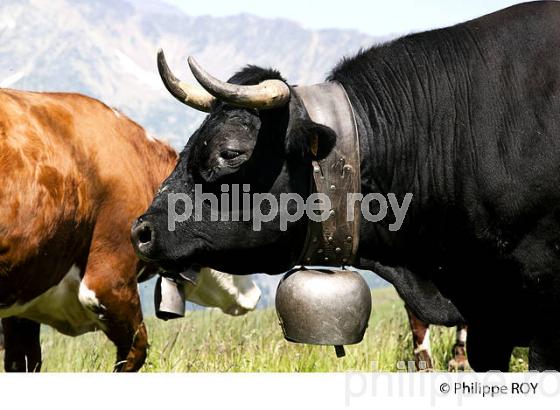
285, 119, 337, 161
227, 65, 285, 86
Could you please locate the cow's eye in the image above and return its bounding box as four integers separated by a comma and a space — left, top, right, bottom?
220, 149, 242, 160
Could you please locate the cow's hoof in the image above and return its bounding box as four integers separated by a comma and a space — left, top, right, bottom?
448, 357, 470, 372
415, 349, 434, 372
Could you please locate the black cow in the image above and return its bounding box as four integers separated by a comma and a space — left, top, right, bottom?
133, 2, 560, 371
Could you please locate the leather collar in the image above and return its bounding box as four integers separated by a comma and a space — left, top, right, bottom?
293, 82, 361, 267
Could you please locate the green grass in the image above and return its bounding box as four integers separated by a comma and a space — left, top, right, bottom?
0, 287, 529, 372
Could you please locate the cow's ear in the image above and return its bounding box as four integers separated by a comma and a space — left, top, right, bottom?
285, 119, 336, 161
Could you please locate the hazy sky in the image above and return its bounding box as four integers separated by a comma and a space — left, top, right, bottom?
166, 0, 533, 37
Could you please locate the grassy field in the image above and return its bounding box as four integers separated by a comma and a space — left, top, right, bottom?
0, 287, 529, 372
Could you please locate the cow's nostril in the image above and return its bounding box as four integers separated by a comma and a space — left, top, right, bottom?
132, 220, 157, 260
138, 224, 153, 245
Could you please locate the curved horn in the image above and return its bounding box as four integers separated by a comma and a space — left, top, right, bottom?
188, 56, 290, 110
157, 49, 215, 112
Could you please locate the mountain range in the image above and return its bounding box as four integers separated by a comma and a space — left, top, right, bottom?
0, 0, 383, 147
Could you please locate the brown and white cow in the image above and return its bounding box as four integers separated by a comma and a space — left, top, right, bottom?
0, 89, 260, 372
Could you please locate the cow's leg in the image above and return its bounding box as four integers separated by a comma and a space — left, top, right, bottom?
466, 324, 512, 372
405, 306, 433, 371
448, 325, 469, 371
528, 325, 560, 370
1, 317, 42, 372
80, 259, 148, 372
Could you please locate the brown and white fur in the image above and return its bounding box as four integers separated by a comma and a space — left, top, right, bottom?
406, 307, 469, 371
